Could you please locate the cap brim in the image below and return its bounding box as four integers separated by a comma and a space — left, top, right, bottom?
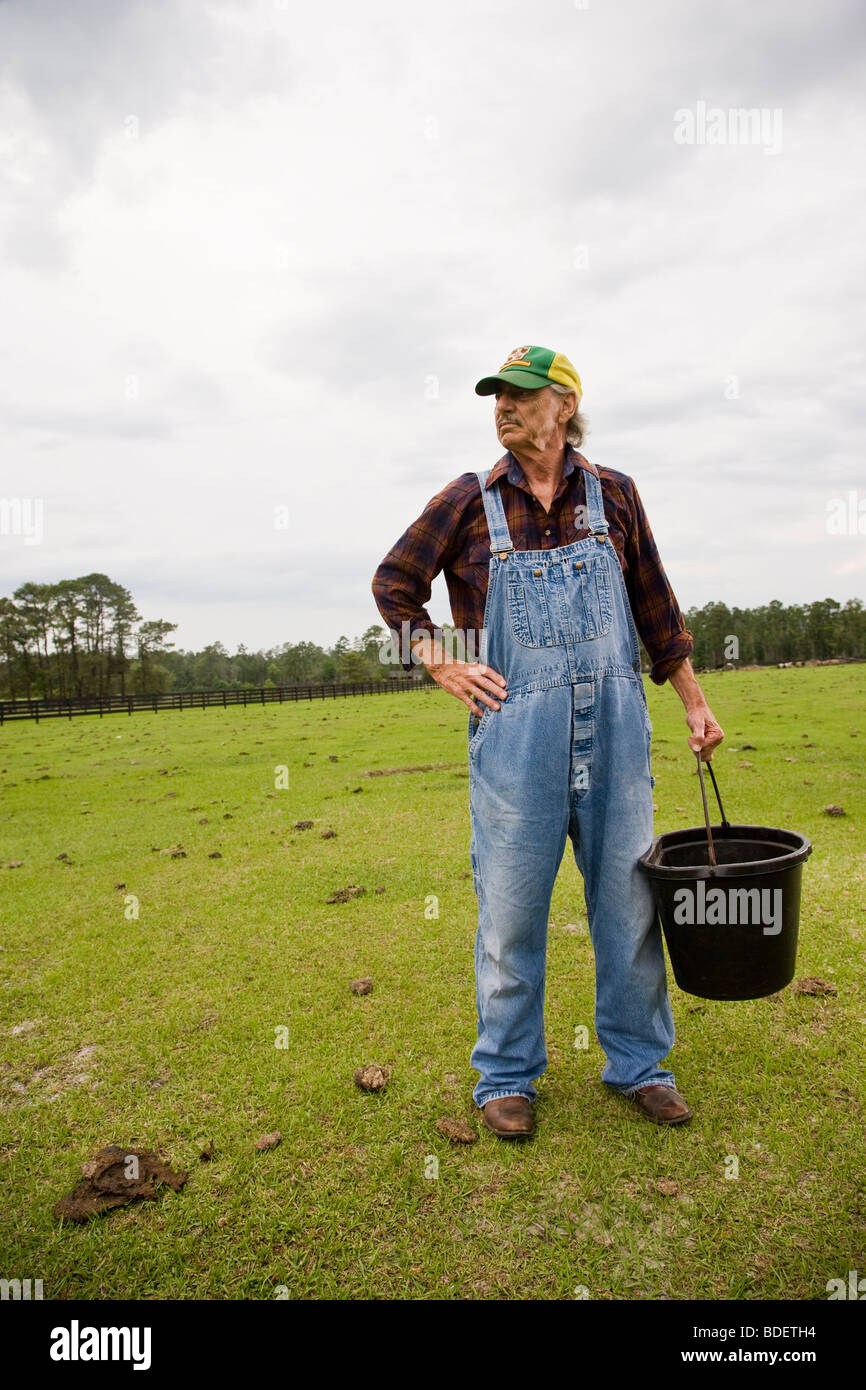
475, 369, 551, 396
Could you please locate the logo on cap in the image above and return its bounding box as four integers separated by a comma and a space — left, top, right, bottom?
499, 346, 532, 370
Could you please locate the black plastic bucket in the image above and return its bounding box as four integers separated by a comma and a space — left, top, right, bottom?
638, 764, 812, 1000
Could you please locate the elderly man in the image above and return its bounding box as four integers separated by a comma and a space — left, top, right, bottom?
372, 345, 724, 1139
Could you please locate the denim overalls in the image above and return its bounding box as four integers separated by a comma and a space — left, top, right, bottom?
468, 463, 678, 1107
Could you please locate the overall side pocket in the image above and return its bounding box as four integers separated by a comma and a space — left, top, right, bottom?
468, 704, 496, 761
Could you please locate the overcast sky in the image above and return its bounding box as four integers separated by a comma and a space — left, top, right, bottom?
1, 0, 864, 656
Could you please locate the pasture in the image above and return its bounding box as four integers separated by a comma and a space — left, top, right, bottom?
1, 665, 864, 1300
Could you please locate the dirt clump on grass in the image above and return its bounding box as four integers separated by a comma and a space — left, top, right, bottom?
436, 1117, 477, 1144
54, 1145, 188, 1223
794, 977, 837, 996
363, 763, 458, 777
654, 1177, 680, 1197
327, 884, 366, 902
354, 1064, 389, 1091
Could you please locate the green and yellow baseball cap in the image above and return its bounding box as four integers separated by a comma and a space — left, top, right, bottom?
475, 344, 582, 400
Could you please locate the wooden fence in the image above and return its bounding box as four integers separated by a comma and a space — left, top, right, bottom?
0, 677, 428, 724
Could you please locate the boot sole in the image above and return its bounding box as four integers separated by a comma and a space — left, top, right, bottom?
480, 1114, 536, 1140
634, 1105, 694, 1125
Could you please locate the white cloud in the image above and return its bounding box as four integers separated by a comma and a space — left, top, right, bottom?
1, 0, 864, 650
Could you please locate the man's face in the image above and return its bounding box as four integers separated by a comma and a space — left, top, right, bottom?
493, 383, 574, 455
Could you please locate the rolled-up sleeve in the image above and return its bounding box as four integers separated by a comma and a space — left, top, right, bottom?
623, 479, 694, 684
371, 485, 465, 671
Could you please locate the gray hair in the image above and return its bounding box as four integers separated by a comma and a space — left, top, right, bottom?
549, 382, 588, 449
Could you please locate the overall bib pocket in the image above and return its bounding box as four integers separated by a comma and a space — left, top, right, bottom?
506, 569, 556, 646
506, 553, 614, 647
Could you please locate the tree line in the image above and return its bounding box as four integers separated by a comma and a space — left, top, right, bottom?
683, 597, 865, 669
0, 575, 863, 701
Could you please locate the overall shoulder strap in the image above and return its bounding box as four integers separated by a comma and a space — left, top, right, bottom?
583, 464, 608, 535
475, 470, 514, 555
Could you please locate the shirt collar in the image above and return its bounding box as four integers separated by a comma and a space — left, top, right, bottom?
485, 444, 598, 489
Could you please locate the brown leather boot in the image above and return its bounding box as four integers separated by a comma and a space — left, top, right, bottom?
481, 1096, 536, 1139
631, 1084, 693, 1125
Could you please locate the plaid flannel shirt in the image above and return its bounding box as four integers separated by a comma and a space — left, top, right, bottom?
372, 446, 693, 683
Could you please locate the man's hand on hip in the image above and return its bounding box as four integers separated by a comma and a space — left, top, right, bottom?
415, 640, 507, 717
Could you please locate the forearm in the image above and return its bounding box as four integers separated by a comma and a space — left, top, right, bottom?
372, 561, 441, 673
371, 484, 468, 645
667, 657, 725, 758
411, 630, 446, 668
667, 656, 708, 712
371, 567, 436, 640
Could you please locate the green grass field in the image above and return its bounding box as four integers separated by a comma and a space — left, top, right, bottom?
1, 666, 864, 1301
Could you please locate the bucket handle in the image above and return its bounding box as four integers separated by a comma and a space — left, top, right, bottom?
695, 754, 718, 868
694, 754, 733, 870
705, 759, 731, 832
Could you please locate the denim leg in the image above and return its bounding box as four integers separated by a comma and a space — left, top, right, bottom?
468, 688, 571, 1108
469, 835, 556, 1106
570, 676, 677, 1094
